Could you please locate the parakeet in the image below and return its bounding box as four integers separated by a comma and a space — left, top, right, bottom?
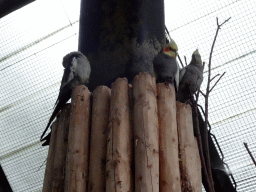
176, 49, 203, 102
153, 38, 180, 91
40, 51, 91, 145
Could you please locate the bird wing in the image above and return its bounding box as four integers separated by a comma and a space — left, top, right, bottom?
174, 60, 180, 91
179, 67, 187, 83
60, 57, 77, 90
196, 72, 203, 91
41, 52, 90, 143
40, 59, 76, 141
75, 55, 91, 84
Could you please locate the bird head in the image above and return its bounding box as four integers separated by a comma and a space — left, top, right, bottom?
163, 38, 178, 58
191, 49, 203, 69
62, 51, 83, 68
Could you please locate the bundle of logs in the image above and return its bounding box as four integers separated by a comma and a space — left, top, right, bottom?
42, 72, 201, 192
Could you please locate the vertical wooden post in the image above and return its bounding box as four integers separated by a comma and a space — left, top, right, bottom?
157, 83, 181, 192
42, 73, 203, 192
177, 102, 201, 192
42, 121, 58, 192
106, 78, 132, 192
132, 72, 159, 192
52, 104, 71, 191
88, 86, 111, 192
65, 85, 91, 192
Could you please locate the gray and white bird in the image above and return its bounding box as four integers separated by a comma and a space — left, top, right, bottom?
176, 49, 203, 102
40, 51, 91, 145
153, 38, 180, 91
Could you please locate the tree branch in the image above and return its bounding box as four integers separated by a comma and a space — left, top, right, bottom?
210, 74, 220, 82
209, 72, 226, 93
203, 17, 231, 192
199, 90, 206, 98
203, 62, 206, 70
219, 17, 231, 28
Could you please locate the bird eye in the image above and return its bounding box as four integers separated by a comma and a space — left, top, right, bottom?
164, 47, 169, 52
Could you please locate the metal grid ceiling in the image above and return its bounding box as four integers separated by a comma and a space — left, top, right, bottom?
0, 0, 255, 191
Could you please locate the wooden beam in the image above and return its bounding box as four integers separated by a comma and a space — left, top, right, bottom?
106, 78, 132, 192
132, 72, 159, 192
42, 120, 58, 192
65, 85, 91, 191
88, 86, 111, 192
177, 102, 201, 192
52, 104, 71, 191
157, 83, 181, 192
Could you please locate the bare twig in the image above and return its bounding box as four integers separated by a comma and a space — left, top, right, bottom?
203, 62, 206, 70
209, 72, 226, 93
210, 74, 220, 82
199, 90, 206, 98
178, 54, 185, 68
218, 17, 231, 28
244, 142, 256, 167
208, 17, 231, 78
184, 56, 188, 66
204, 17, 231, 192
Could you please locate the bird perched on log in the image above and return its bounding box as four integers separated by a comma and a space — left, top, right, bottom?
176, 49, 203, 102
153, 38, 180, 91
40, 51, 91, 146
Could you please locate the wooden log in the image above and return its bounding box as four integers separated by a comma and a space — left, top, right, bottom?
42, 120, 58, 192
132, 72, 159, 192
88, 86, 111, 192
52, 104, 71, 191
106, 78, 132, 192
157, 83, 181, 192
176, 102, 201, 192
65, 85, 91, 192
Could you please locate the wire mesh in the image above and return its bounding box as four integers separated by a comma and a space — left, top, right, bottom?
0, 0, 255, 191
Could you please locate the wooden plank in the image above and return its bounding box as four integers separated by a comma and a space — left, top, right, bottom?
106, 78, 132, 192
132, 72, 159, 192
65, 85, 91, 192
42, 120, 58, 192
88, 86, 111, 192
157, 83, 181, 192
52, 104, 71, 191
176, 102, 201, 192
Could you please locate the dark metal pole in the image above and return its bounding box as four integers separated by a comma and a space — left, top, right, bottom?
0, 164, 13, 192
79, 0, 165, 91
0, 0, 35, 18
